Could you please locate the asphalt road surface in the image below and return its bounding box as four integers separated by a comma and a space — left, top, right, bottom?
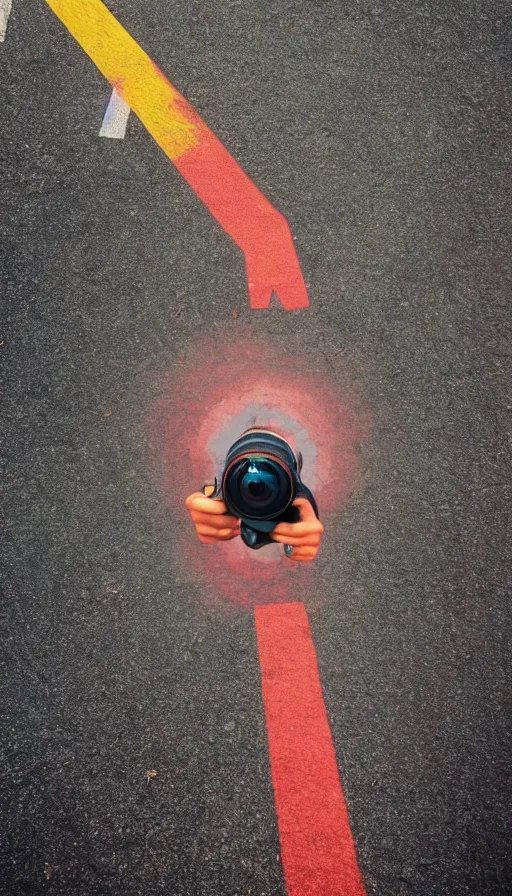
1, 1, 511, 894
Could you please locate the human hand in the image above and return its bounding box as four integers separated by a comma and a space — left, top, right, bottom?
185, 490, 241, 544
270, 497, 324, 562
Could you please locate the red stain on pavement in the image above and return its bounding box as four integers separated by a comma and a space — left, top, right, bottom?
255, 602, 367, 896
148, 329, 370, 611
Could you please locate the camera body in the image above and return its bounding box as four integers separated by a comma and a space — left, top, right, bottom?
208, 429, 318, 550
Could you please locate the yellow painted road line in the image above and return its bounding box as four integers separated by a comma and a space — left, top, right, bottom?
46, 0, 198, 160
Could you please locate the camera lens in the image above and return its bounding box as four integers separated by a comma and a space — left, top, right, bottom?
224, 456, 293, 521
240, 462, 280, 506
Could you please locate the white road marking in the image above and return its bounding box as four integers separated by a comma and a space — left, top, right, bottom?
0, 0, 13, 42
99, 88, 131, 139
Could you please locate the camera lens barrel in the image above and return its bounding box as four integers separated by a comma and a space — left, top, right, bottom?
224, 454, 294, 521
222, 430, 298, 522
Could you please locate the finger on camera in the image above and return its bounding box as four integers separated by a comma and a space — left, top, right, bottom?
284, 546, 319, 562
192, 510, 240, 528
272, 519, 323, 538
196, 531, 238, 543
271, 531, 321, 547
196, 524, 240, 540
186, 493, 230, 515
293, 497, 319, 519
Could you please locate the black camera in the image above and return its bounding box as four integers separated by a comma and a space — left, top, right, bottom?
206, 429, 318, 550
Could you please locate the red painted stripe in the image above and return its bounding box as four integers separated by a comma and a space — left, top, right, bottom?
176, 131, 309, 310
254, 602, 366, 896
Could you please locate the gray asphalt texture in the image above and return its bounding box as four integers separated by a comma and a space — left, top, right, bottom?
1, 1, 511, 894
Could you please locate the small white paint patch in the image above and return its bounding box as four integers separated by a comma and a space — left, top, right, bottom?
99, 89, 131, 139
0, 0, 13, 42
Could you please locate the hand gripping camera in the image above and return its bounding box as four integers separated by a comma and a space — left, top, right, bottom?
205, 428, 319, 550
